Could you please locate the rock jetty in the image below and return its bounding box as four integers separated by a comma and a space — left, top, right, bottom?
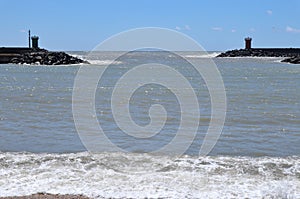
10, 49, 87, 65
1, 32, 88, 65
217, 48, 300, 64
218, 49, 294, 57
281, 56, 300, 64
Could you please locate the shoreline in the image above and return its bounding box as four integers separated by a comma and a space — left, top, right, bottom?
0, 193, 91, 199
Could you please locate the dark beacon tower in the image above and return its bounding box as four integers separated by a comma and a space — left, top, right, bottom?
31, 36, 39, 49
245, 37, 252, 49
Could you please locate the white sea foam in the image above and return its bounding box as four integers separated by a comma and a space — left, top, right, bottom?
183, 52, 221, 58
215, 56, 284, 61
0, 152, 299, 198
88, 60, 123, 65
68, 54, 83, 59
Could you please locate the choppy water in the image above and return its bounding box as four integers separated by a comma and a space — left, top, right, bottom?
0, 52, 299, 198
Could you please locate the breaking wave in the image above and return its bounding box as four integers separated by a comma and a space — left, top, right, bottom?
0, 152, 299, 198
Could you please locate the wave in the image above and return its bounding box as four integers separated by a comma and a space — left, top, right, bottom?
87, 60, 123, 65
0, 152, 299, 198
215, 56, 284, 60
183, 52, 221, 58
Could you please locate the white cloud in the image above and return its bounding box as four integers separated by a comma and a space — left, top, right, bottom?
286, 26, 300, 33
231, 29, 236, 33
20, 29, 26, 33
175, 25, 191, 31
185, 25, 191, 30
266, 10, 273, 15
211, 27, 223, 31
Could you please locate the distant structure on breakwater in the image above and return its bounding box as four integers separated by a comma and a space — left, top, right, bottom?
0, 30, 40, 63
0, 30, 86, 65
28, 30, 39, 49
245, 37, 252, 49
217, 37, 300, 64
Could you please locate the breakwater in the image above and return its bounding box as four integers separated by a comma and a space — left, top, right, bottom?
217, 48, 300, 64
0, 47, 87, 65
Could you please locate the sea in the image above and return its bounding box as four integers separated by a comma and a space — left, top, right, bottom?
0, 51, 299, 198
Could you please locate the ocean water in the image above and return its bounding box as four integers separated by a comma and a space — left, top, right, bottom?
0, 52, 299, 198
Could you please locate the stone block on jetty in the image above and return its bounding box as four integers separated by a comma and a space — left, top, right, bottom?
281, 56, 300, 64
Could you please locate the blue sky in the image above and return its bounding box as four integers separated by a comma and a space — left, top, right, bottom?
1, 0, 300, 51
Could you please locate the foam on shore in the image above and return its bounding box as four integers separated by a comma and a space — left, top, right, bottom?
0, 152, 299, 198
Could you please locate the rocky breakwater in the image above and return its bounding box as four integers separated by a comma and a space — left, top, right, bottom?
10, 50, 87, 65
218, 49, 285, 57
281, 56, 300, 64
217, 48, 300, 64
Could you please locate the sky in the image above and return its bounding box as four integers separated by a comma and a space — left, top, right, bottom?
0, 0, 300, 51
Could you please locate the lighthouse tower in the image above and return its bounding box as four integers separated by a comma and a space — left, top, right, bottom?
245, 37, 252, 49
31, 36, 39, 49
